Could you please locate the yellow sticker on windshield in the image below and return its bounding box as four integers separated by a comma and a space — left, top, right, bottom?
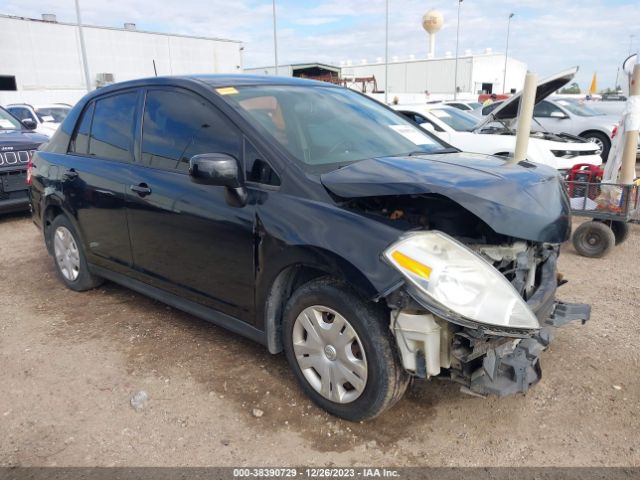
216, 87, 238, 95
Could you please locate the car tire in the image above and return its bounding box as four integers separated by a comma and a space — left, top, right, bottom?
49, 215, 103, 291
595, 219, 630, 245
572, 220, 616, 258
581, 131, 611, 161
282, 277, 409, 421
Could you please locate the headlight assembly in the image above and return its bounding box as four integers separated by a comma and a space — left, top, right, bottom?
384, 231, 540, 331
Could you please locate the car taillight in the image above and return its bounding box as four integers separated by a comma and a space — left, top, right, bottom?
611, 125, 618, 139
26, 152, 33, 185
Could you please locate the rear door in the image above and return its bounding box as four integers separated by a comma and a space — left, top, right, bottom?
125, 87, 255, 321
63, 90, 139, 272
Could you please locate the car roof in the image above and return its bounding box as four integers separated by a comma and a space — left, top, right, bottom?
82, 74, 333, 100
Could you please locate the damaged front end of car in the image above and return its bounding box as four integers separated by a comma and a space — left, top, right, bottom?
383, 237, 590, 397
321, 153, 591, 397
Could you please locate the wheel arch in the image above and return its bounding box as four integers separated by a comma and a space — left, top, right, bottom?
578, 129, 611, 144
41, 196, 82, 255
261, 246, 383, 354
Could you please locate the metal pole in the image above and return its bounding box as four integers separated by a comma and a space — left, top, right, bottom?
453, 0, 462, 100
620, 64, 640, 184
384, 0, 389, 104
74, 0, 91, 92
502, 13, 514, 94
513, 71, 537, 163
272, 0, 279, 75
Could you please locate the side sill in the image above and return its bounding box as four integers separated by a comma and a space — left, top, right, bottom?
90, 264, 268, 347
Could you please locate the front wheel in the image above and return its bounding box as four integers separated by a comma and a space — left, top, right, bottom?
282, 277, 409, 421
581, 131, 611, 161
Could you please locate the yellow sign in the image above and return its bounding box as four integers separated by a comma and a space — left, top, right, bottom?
216, 87, 239, 95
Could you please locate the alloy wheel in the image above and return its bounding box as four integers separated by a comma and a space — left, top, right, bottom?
53, 226, 80, 281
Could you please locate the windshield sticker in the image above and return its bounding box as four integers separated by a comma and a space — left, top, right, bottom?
388, 124, 433, 145
0, 119, 14, 129
216, 87, 239, 95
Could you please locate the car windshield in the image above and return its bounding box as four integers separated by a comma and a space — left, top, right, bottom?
556, 100, 604, 117
0, 108, 24, 130
220, 85, 450, 171
36, 107, 70, 123
429, 108, 479, 131
467, 102, 482, 110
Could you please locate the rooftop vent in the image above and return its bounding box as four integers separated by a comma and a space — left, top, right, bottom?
41, 14, 57, 22
124, 23, 136, 31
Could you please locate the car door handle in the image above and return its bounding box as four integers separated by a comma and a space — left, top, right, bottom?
130, 183, 152, 197
63, 168, 78, 180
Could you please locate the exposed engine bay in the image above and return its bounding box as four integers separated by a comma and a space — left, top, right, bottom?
345, 194, 590, 397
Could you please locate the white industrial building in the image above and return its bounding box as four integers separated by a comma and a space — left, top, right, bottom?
0, 14, 243, 105
245, 52, 527, 100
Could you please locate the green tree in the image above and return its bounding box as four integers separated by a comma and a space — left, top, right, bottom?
559, 82, 581, 94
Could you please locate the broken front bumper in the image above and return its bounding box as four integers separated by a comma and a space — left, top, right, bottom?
404, 249, 591, 397
451, 300, 590, 397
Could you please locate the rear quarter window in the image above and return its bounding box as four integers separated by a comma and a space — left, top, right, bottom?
88, 91, 137, 162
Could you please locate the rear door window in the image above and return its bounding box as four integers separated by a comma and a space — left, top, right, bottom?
140, 89, 241, 172
89, 91, 138, 162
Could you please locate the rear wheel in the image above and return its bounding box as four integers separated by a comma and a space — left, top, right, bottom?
595, 219, 630, 245
282, 277, 409, 421
572, 221, 616, 258
49, 215, 103, 291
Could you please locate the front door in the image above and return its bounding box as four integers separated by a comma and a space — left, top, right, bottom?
533, 100, 574, 133
62, 90, 139, 273
125, 87, 255, 322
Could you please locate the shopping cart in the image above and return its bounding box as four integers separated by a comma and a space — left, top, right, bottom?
564, 178, 639, 258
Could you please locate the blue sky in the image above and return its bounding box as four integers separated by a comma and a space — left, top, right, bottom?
4, 0, 639, 91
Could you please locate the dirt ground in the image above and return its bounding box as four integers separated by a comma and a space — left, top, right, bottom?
0, 212, 638, 467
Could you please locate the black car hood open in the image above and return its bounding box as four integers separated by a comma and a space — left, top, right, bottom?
321, 153, 571, 244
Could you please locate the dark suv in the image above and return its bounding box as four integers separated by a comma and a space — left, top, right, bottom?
30, 75, 590, 420
0, 107, 48, 213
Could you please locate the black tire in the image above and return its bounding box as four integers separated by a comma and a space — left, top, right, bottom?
572, 221, 616, 258
581, 131, 611, 161
48, 215, 103, 291
595, 219, 630, 245
282, 277, 409, 421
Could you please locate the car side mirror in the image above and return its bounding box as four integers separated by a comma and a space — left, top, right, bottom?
189, 153, 242, 187
189, 153, 247, 207
550, 111, 568, 119
22, 119, 37, 130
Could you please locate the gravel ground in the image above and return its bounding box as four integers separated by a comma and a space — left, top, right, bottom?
0, 212, 638, 467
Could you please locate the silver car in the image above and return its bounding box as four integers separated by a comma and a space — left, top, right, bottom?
532, 99, 619, 160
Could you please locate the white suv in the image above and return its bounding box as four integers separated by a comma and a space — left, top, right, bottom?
6, 103, 71, 138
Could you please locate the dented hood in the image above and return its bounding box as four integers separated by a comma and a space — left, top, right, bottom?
320, 153, 571, 244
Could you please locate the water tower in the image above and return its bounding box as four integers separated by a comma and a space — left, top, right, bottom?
422, 10, 444, 58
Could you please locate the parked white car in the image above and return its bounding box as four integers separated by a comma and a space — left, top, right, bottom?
5, 103, 71, 138
395, 104, 602, 172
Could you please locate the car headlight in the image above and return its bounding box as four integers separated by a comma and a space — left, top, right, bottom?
383, 231, 540, 330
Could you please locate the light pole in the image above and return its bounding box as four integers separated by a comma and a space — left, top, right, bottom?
74, 0, 91, 92
453, 0, 462, 100
272, 0, 279, 75
384, 0, 389, 104
502, 13, 514, 94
